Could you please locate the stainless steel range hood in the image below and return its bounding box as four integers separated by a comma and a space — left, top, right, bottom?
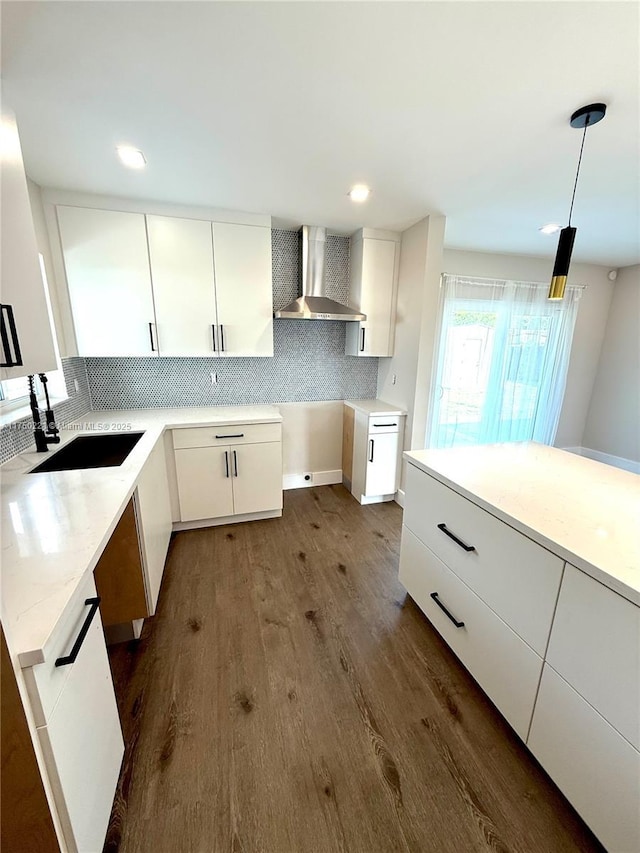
274, 226, 365, 321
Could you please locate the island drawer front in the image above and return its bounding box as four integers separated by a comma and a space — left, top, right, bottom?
546, 564, 640, 750
528, 664, 640, 853
172, 422, 281, 449
403, 463, 563, 655
23, 574, 102, 727
399, 526, 542, 740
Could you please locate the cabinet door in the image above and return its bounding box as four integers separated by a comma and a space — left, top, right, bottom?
146, 215, 218, 356
175, 446, 234, 521
212, 223, 273, 357
346, 238, 396, 357
231, 441, 283, 515
0, 108, 57, 377
135, 439, 173, 614
37, 578, 123, 853
528, 664, 640, 853
57, 206, 157, 356
365, 431, 399, 496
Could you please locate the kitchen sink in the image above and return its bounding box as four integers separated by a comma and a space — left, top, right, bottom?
30, 432, 144, 473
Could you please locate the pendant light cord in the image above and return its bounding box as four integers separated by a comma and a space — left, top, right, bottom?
568, 116, 590, 226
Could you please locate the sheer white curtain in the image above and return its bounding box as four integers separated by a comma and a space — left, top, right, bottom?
428, 274, 581, 449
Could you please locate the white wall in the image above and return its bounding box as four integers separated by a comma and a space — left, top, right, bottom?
440, 249, 615, 449
583, 264, 640, 462
377, 215, 446, 458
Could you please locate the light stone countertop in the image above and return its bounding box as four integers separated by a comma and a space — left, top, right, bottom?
404, 442, 640, 606
1, 406, 282, 667
344, 399, 407, 417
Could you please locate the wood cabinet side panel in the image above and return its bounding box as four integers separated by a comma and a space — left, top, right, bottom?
342, 405, 355, 481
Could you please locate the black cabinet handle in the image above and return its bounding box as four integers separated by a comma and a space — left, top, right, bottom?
368, 439, 374, 462
373, 423, 397, 428
224, 450, 229, 478
360, 327, 365, 352
437, 523, 476, 552
430, 592, 465, 628
219, 324, 225, 352
148, 322, 156, 352
215, 433, 244, 439
212, 324, 217, 352
0, 304, 23, 367
55, 597, 101, 667
233, 450, 238, 477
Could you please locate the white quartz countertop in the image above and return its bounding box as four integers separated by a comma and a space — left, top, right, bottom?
344, 399, 407, 417
404, 443, 640, 606
1, 406, 282, 667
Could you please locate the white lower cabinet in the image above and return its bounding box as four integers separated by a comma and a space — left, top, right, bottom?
32, 575, 123, 853
399, 527, 542, 740
135, 437, 173, 614
346, 408, 405, 505
528, 665, 640, 853
364, 431, 400, 497
173, 423, 283, 523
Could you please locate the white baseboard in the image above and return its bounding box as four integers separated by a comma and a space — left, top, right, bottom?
395, 488, 405, 508
283, 469, 342, 490
562, 446, 640, 474
173, 508, 282, 531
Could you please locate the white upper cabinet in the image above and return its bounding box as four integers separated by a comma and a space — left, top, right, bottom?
57, 206, 157, 356
212, 222, 273, 357
0, 108, 57, 378
345, 229, 399, 358
147, 215, 217, 356
57, 208, 273, 358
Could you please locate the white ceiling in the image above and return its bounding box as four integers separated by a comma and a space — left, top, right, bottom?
2, 1, 639, 266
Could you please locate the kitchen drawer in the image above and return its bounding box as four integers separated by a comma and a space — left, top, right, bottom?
399, 526, 543, 740
172, 422, 281, 449
403, 463, 563, 655
528, 664, 640, 853
23, 574, 103, 726
368, 415, 401, 435
547, 564, 640, 749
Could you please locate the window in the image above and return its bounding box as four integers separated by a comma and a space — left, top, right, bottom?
428, 274, 581, 448
0, 255, 67, 415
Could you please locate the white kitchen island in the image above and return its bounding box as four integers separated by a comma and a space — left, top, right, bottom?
399, 442, 639, 853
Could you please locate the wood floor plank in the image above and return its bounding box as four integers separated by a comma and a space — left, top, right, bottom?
106, 485, 603, 853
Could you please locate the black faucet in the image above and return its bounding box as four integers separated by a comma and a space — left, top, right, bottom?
28, 374, 60, 453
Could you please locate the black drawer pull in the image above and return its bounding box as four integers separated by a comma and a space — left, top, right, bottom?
215, 433, 244, 439
430, 592, 465, 628
233, 449, 238, 477
437, 523, 476, 552
212, 324, 217, 352
224, 450, 229, 478
360, 327, 365, 352
373, 423, 397, 427
148, 322, 156, 352
368, 439, 374, 462
55, 597, 101, 667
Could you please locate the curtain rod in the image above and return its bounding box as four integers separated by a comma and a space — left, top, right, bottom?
441, 272, 586, 290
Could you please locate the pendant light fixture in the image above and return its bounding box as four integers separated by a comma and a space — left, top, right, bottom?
548, 102, 607, 300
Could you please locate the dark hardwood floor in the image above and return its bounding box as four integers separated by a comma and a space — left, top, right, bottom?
105, 485, 602, 853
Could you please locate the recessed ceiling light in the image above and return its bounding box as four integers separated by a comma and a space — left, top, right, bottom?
539, 223, 562, 235
117, 146, 146, 169
348, 184, 371, 203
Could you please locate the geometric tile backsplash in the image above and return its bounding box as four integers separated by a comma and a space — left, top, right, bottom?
86, 320, 378, 409
85, 229, 378, 410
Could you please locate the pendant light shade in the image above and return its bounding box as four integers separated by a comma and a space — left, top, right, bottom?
547, 103, 606, 300
548, 226, 577, 300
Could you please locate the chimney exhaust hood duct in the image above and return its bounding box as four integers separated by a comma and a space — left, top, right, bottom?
274, 226, 366, 321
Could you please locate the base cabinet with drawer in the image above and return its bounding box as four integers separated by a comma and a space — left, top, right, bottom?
23, 574, 124, 853
173, 422, 283, 524
343, 404, 405, 505
399, 458, 640, 853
